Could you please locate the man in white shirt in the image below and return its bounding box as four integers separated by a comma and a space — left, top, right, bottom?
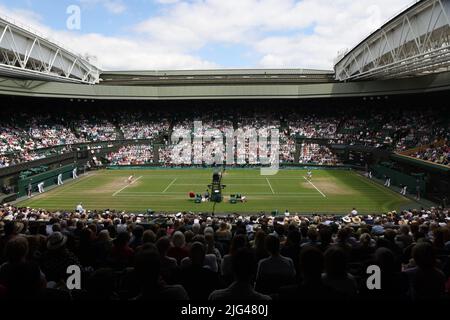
57, 173, 63, 185
38, 182, 44, 193
384, 175, 391, 187
401, 184, 407, 195
76, 202, 84, 213
72, 167, 78, 179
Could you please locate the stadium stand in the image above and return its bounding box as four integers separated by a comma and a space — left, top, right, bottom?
0, 204, 449, 300
0, 102, 448, 167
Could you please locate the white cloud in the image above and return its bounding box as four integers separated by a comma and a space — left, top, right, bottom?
79, 0, 127, 14
155, 0, 180, 4
135, 0, 414, 69
103, 1, 126, 14
0, 4, 217, 70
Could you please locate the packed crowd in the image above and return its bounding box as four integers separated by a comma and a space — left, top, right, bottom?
107, 145, 154, 165
298, 144, 338, 165
0, 105, 448, 168
121, 121, 170, 140
412, 143, 450, 166
0, 203, 449, 301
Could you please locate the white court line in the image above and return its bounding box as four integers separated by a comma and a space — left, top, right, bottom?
112, 176, 143, 196
163, 178, 178, 193
266, 178, 275, 194
303, 176, 326, 198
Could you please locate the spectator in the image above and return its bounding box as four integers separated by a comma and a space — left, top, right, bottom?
40, 232, 80, 284
404, 242, 446, 300
110, 232, 134, 269
221, 234, 248, 282
180, 242, 219, 300
279, 246, 337, 300
156, 236, 179, 284
132, 249, 188, 300
168, 231, 189, 265
255, 235, 296, 294
322, 246, 358, 297
0, 236, 46, 299
209, 248, 270, 300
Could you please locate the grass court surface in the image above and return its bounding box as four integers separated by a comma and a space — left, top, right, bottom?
17, 168, 417, 214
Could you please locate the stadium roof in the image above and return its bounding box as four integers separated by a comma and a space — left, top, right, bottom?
0, 0, 450, 99
100, 69, 335, 86
2, 69, 450, 100
334, 0, 450, 81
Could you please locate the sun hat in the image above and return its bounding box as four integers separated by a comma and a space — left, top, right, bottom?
47, 232, 68, 250
342, 216, 351, 223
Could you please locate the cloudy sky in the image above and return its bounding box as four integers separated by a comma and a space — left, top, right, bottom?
0, 0, 415, 70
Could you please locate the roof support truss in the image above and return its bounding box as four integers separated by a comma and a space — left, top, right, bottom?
0, 16, 99, 84
335, 0, 450, 81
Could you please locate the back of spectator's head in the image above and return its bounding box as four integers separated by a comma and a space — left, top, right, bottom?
134, 249, 161, 286
52, 223, 61, 232
76, 220, 84, 230
232, 248, 257, 282
190, 241, 206, 266
113, 231, 130, 247
433, 227, 448, 248
192, 234, 206, 244
98, 229, 111, 242
184, 230, 194, 243
337, 228, 350, 242
219, 222, 228, 231
156, 236, 171, 256
359, 233, 372, 246
142, 229, 156, 244
319, 226, 332, 244
307, 227, 318, 241
384, 229, 396, 241
204, 233, 215, 251
46, 231, 68, 251
230, 234, 247, 255
204, 226, 214, 236
254, 230, 266, 248
375, 247, 397, 273
5, 236, 28, 263
192, 223, 201, 234
286, 229, 301, 246
300, 224, 308, 238
265, 234, 280, 256
107, 224, 117, 238
132, 225, 144, 238
324, 246, 348, 277
299, 246, 324, 280
399, 225, 410, 235
80, 227, 93, 243
412, 242, 436, 269
172, 231, 186, 248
